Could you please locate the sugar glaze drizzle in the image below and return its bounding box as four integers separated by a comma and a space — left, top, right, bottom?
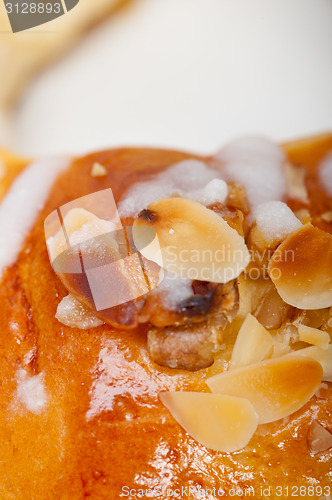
0, 156, 71, 279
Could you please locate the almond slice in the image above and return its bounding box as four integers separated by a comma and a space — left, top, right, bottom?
133, 197, 250, 283
159, 391, 258, 452
206, 356, 322, 424
268, 224, 332, 309
298, 324, 330, 349
284, 162, 309, 204
289, 346, 332, 382
230, 314, 274, 369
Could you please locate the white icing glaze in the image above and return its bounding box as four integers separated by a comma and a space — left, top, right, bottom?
118, 159, 224, 217
320, 151, 332, 197
0, 156, 70, 279
254, 201, 302, 245
153, 270, 193, 310
186, 178, 228, 206
16, 368, 47, 414
216, 136, 287, 209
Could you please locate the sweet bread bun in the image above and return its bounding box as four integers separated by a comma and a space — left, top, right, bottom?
0, 135, 331, 499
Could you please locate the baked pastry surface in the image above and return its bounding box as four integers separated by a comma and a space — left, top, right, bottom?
0, 137, 331, 499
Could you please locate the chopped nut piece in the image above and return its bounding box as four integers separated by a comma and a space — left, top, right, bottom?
292, 308, 331, 329
236, 275, 273, 319
230, 314, 274, 369
91, 162, 107, 177
140, 279, 239, 329
56, 294, 104, 329
272, 324, 297, 358
294, 209, 311, 224
148, 322, 222, 371
284, 162, 309, 204
208, 203, 245, 236
321, 211, 332, 223
307, 421, 332, 455
133, 197, 250, 283
315, 383, 329, 400
268, 223, 332, 310
254, 283, 293, 330
159, 391, 258, 452
298, 324, 330, 349
225, 182, 250, 214
206, 356, 322, 424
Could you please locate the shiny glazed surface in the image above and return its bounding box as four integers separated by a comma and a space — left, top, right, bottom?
0, 140, 331, 499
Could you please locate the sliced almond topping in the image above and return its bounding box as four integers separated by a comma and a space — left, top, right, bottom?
230, 314, 274, 370
298, 324, 330, 349
284, 162, 309, 204
268, 223, 332, 310
133, 197, 250, 283
307, 420, 332, 455
294, 209, 311, 224
91, 162, 107, 177
289, 345, 332, 382
206, 356, 322, 424
160, 391, 258, 452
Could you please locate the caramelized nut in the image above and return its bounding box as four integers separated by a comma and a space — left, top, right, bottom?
147, 322, 222, 371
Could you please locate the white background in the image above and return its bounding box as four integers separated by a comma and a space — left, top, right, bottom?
9, 0, 332, 156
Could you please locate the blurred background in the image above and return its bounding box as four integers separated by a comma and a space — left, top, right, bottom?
1, 0, 332, 156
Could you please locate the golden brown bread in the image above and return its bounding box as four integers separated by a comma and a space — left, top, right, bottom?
0, 137, 331, 499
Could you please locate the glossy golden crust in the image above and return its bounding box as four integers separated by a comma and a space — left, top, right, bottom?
0, 148, 30, 201
0, 140, 332, 499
